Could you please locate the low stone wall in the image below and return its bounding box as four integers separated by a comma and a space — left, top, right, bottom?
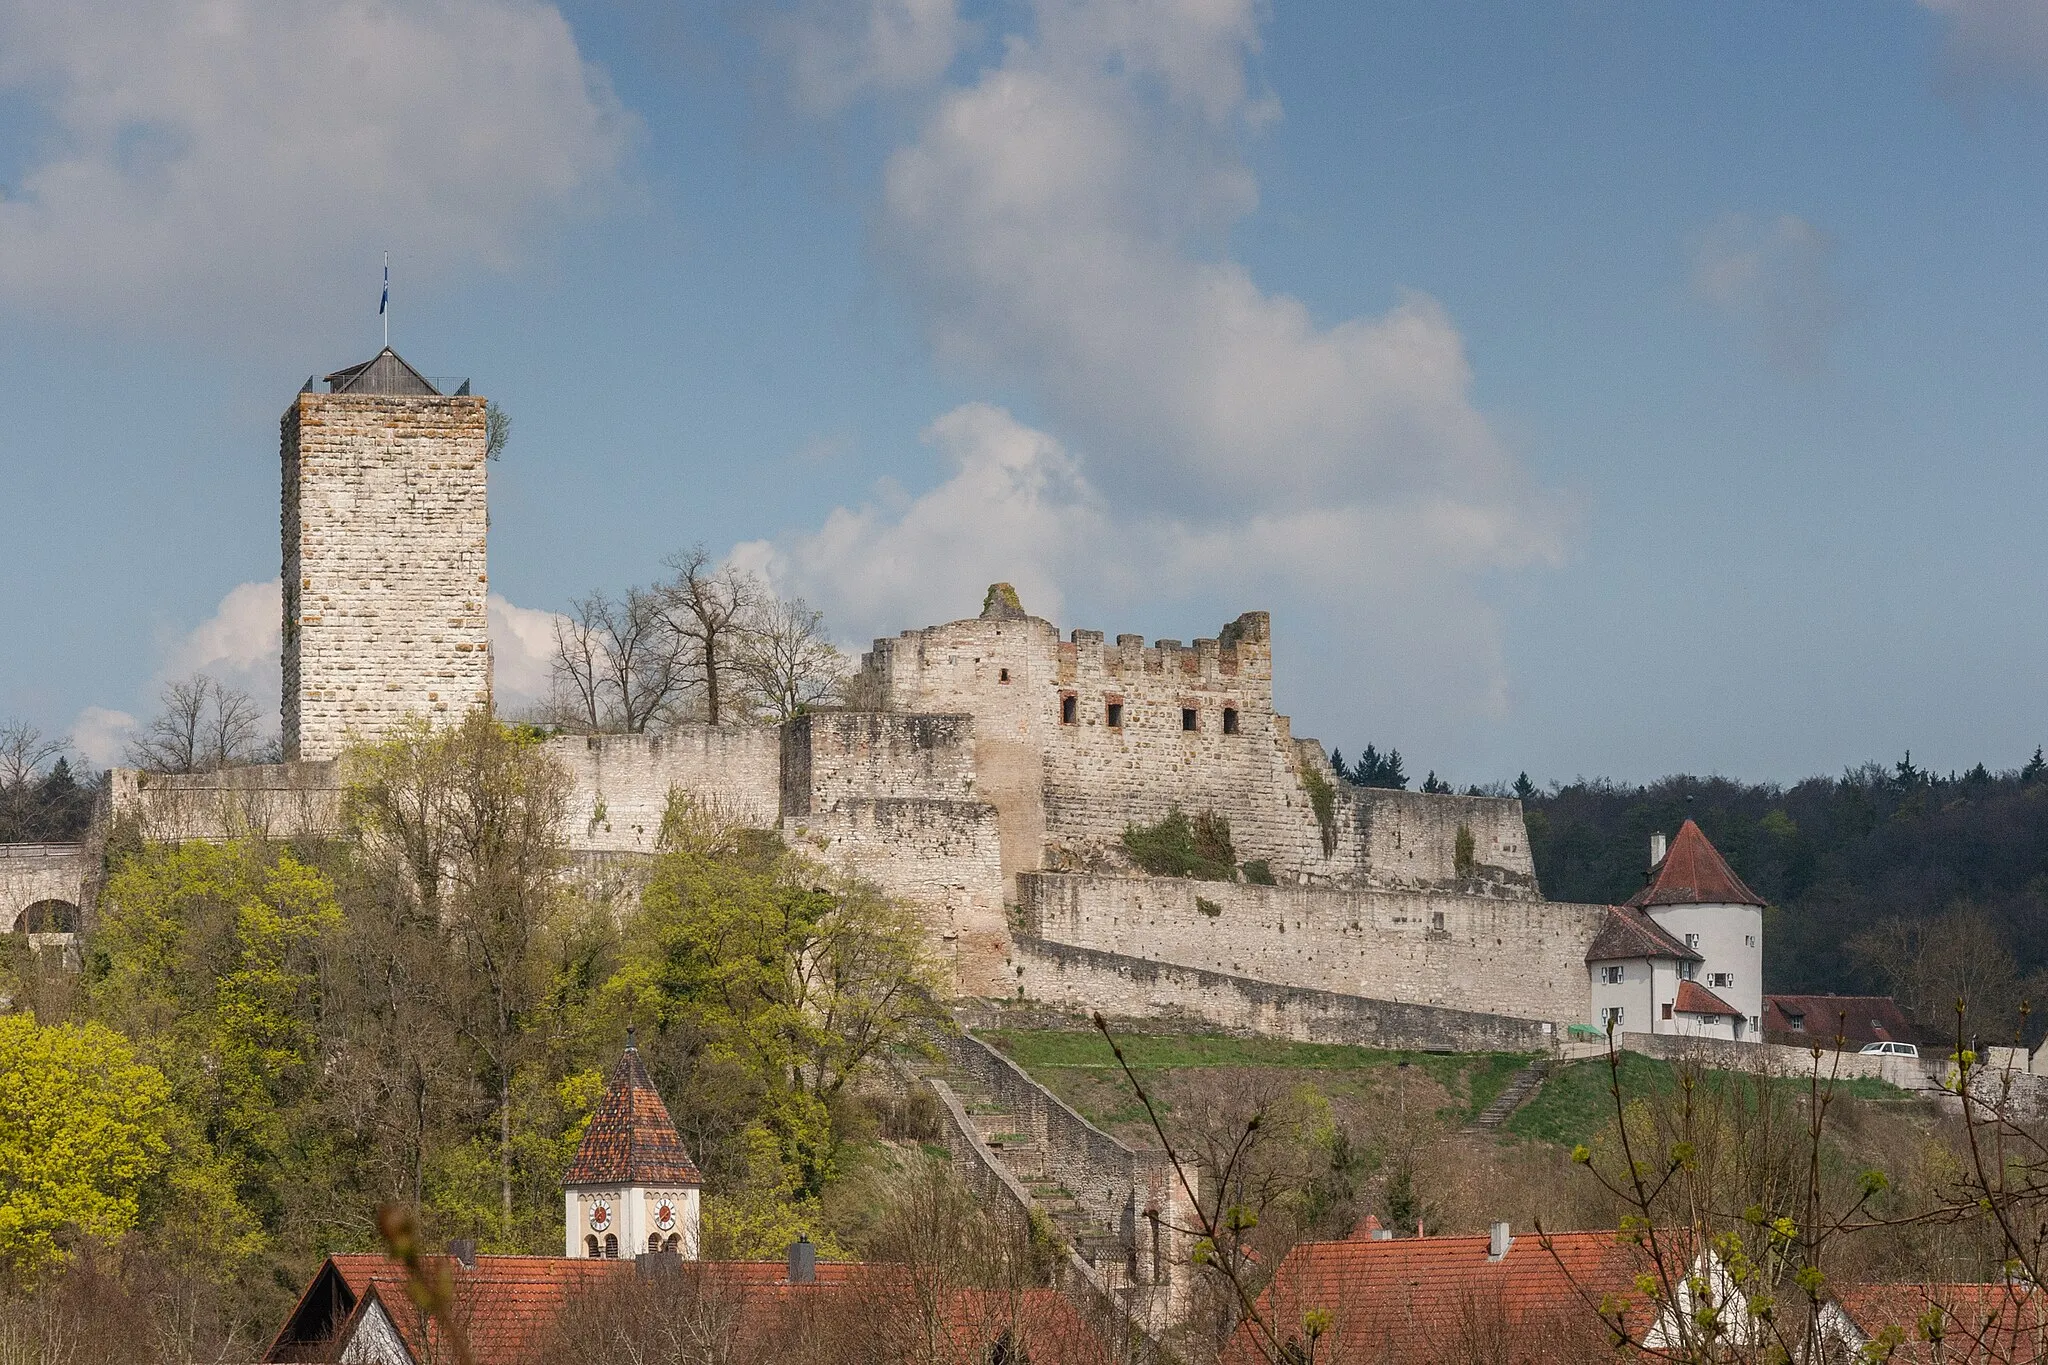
107, 762, 343, 842
1019, 872, 1601, 1026
1616, 1032, 1935, 1090
551, 729, 782, 854
1011, 936, 1555, 1052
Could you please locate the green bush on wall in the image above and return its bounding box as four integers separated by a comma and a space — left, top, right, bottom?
1123, 805, 1237, 880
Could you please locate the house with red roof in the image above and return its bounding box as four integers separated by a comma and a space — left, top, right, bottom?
1763, 994, 1921, 1051
1585, 820, 1765, 1043
264, 1040, 1118, 1365
1224, 1223, 1760, 1365
1831, 1281, 2048, 1363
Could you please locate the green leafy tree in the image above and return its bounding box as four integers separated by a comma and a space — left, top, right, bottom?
610, 826, 944, 1199
0, 1014, 174, 1275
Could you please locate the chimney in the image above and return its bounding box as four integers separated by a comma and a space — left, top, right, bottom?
447, 1239, 476, 1269
1488, 1221, 1512, 1261
788, 1234, 816, 1285
1649, 832, 1668, 869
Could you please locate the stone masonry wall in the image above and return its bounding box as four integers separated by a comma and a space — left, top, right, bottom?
283, 393, 490, 760
1019, 872, 1603, 1026
1008, 936, 1558, 1051
857, 599, 1539, 894
549, 729, 782, 855
107, 763, 344, 844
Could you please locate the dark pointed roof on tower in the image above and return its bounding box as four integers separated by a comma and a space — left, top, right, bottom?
1625, 818, 1766, 909
323, 347, 439, 396
563, 1037, 702, 1187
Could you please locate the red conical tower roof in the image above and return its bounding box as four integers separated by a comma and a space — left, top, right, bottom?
1625, 819, 1765, 909
563, 1037, 701, 1187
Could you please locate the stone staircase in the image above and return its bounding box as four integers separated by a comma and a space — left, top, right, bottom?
911, 1057, 1135, 1276
1465, 1059, 1550, 1132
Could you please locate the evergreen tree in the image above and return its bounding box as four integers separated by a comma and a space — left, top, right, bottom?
2025, 747, 2046, 784
1514, 772, 1537, 801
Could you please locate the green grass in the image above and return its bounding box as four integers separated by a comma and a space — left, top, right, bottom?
1504, 1054, 1919, 1148
979, 1028, 1536, 1122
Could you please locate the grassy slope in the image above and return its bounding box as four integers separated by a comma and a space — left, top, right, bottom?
977, 1029, 1534, 1129
1507, 1054, 1917, 1148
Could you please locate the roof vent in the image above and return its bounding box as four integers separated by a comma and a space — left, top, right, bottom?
1488, 1221, 1512, 1261
788, 1234, 816, 1285
1649, 832, 1668, 870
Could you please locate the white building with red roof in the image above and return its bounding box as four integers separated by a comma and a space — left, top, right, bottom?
561, 1035, 703, 1260
1585, 820, 1765, 1042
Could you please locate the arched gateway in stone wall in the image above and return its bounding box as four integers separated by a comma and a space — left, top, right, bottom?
0, 844, 94, 936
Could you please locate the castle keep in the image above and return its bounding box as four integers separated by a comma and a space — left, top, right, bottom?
282, 348, 491, 760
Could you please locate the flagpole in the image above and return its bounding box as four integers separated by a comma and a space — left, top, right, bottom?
382, 252, 389, 350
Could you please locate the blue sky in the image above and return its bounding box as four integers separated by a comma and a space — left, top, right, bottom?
1, 0, 2043, 788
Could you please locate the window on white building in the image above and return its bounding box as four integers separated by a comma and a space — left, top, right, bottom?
1709, 972, 1733, 989
1601, 965, 1624, 984
1602, 1006, 1624, 1028
1684, 933, 1700, 948
1745, 935, 1756, 947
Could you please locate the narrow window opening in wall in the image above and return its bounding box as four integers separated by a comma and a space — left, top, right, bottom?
1181, 707, 1198, 732
1106, 701, 1123, 728
1663, 1003, 1674, 1021
999, 668, 1010, 683
603, 1235, 618, 1259
1430, 911, 1445, 931
1223, 706, 1239, 734
1061, 694, 1077, 724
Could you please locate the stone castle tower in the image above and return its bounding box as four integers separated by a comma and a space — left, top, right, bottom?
281, 348, 491, 760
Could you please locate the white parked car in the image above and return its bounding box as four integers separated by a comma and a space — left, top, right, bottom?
1859, 1041, 1919, 1058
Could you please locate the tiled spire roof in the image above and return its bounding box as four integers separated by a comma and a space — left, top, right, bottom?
1585, 906, 1703, 964
1625, 818, 1765, 909
563, 1037, 702, 1187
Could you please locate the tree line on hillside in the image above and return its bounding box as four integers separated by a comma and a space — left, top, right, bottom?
1338, 739, 2048, 1041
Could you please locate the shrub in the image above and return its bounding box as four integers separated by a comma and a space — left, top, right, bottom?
1303, 768, 1338, 856
1454, 824, 1476, 880
1241, 859, 1276, 885
1196, 896, 1223, 918
1122, 805, 1236, 880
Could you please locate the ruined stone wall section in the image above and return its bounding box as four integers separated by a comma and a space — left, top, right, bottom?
549, 729, 782, 855
857, 606, 1541, 894
106, 763, 344, 844
785, 797, 1008, 994
283, 393, 490, 761
784, 713, 979, 814
1020, 873, 1602, 1025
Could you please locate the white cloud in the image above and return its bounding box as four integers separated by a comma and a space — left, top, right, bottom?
735, 402, 1110, 631
488, 593, 562, 713
69, 706, 137, 768
756, 0, 1567, 727
165, 579, 281, 685
1689, 212, 1847, 376
0, 0, 632, 334
767, 0, 971, 114
1919, 0, 2048, 92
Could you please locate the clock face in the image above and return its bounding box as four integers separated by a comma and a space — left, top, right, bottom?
589, 1200, 612, 1234
654, 1201, 677, 1233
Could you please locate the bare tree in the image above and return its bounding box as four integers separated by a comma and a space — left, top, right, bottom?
658, 547, 761, 726
551, 588, 687, 733
0, 721, 64, 792
127, 675, 264, 774
734, 595, 848, 722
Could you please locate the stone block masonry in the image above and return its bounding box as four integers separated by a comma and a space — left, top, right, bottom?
549, 729, 783, 854
283, 392, 490, 760
1018, 872, 1606, 1027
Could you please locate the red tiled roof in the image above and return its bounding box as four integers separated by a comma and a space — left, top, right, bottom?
1764, 994, 1920, 1049
1224, 1230, 1685, 1365
267, 1255, 1110, 1365
564, 1042, 702, 1187
1836, 1282, 2048, 1363
1585, 906, 1703, 964
1673, 980, 1745, 1019
1626, 819, 1765, 909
